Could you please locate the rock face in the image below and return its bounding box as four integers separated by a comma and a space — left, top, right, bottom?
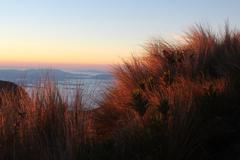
0, 80, 33, 120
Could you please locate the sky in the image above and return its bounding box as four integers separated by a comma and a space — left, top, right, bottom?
0, 0, 239, 69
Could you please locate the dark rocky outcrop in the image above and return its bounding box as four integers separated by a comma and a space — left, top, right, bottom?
0, 80, 33, 124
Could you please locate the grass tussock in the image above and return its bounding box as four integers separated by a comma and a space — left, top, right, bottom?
0, 80, 92, 160
1, 24, 240, 160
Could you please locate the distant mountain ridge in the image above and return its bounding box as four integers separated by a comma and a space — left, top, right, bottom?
0, 68, 113, 83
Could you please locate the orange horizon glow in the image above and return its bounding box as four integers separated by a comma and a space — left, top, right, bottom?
0, 38, 143, 67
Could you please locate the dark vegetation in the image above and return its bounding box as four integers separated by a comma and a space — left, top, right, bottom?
1, 24, 240, 160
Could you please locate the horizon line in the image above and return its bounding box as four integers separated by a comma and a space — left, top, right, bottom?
0, 62, 115, 70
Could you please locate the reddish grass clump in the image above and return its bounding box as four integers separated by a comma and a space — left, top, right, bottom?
91, 24, 240, 159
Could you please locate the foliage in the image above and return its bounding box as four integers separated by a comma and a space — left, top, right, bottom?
1, 24, 240, 159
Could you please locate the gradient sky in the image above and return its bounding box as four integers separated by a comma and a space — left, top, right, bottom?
0, 0, 239, 68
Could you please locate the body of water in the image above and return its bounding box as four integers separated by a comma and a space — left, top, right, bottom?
0, 68, 114, 108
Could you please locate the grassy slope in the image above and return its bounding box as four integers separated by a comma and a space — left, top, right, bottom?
1, 24, 240, 160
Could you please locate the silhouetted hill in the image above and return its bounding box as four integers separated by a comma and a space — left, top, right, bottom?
0, 69, 113, 83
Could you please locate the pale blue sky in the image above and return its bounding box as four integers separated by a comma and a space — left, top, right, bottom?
0, 0, 239, 67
